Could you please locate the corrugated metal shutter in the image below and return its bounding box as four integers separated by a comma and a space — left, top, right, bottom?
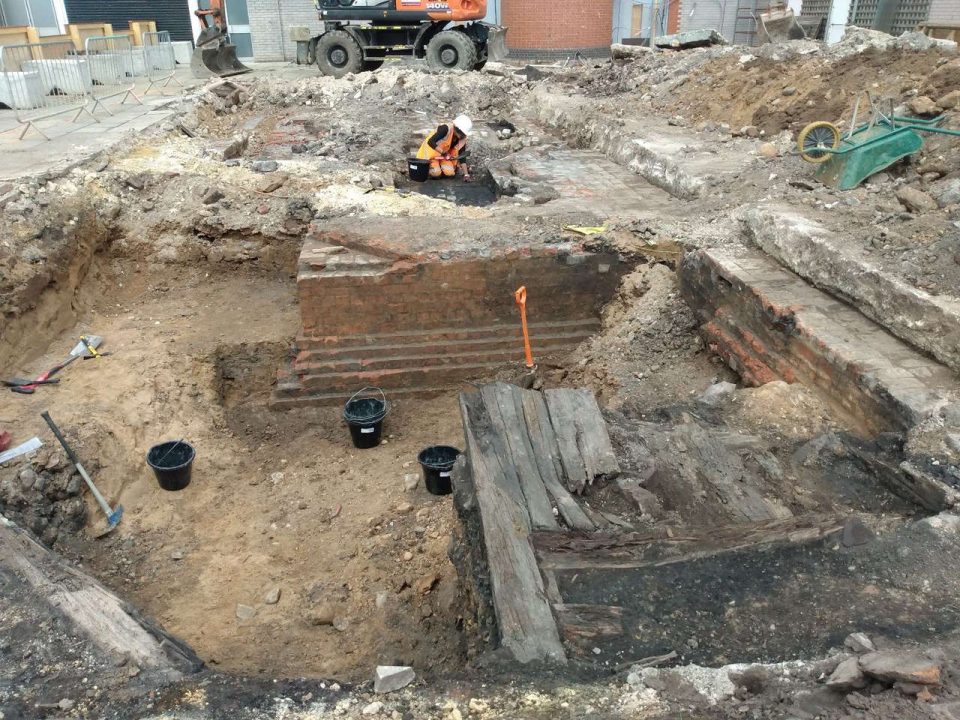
64, 0, 194, 42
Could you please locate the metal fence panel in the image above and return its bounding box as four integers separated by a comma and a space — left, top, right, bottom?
142, 30, 183, 94
0, 40, 97, 140
84, 34, 143, 115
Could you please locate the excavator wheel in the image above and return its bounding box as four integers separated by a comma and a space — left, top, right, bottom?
426, 30, 478, 72
317, 30, 364, 78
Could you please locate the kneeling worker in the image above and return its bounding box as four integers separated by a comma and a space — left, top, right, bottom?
416, 115, 473, 180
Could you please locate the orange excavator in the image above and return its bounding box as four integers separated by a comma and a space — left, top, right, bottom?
309, 0, 507, 77
191, 0, 253, 78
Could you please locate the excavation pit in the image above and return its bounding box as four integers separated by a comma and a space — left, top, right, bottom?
396, 176, 499, 206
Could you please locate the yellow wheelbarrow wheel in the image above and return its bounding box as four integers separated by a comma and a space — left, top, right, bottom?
797, 121, 841, 164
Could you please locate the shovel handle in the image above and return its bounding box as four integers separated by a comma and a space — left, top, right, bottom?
40, 411, 81, 467
514, 286, 534, 370
41, 411, 116, 521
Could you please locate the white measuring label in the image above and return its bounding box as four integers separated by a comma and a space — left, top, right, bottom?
360, 427, 375, 434
440, 471, 451, 478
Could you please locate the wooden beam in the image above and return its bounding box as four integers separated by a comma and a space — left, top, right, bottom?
482, 383, 558, 531
544, 389, 588, 493
0, 518, 202, 675
554, 603, 624, 650
544, 388, 620, 494
532, 514, 853, 571
459, 393, 567, 665
518, 388, 595, 531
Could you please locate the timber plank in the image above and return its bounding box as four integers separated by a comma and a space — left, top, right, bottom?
544, 389, 589, 493
553, 603, 625, 650
569, 388, 621, 483
483, 383, 558, 531
0, 518, 202, 675
519, 388, 596, 531
676, 421, 791, 523
531, 514, 861, 571
544, 388, 621, 494
459, 393, 567, 664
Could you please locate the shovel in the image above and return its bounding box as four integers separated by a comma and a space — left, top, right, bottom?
41, 411, 122, 536
514, 286, 538, 389
12, 336, 102, 394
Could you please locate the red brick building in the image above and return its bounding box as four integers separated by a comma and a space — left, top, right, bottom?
498, 0, 616, 58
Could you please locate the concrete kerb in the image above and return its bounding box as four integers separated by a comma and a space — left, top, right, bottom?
530, 89, 705, 200
739, 204, 960, 375
528, 89, 750, 202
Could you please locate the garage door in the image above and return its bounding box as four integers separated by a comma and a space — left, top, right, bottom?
64, 0, 194, 42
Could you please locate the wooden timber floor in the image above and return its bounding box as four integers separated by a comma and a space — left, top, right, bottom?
453, 382, 957, 671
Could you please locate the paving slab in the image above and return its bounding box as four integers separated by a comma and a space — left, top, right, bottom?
488, 145, 681, 216
0, 69, 203, 181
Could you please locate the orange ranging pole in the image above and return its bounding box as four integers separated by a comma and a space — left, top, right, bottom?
514, 286, 534, 369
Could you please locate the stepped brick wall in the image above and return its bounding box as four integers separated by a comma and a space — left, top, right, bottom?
273, 228, 625, 407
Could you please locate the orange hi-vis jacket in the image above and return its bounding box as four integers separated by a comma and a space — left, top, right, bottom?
416, 123, 466, 162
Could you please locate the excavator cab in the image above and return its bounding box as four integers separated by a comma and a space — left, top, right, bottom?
191, 0, 253, 78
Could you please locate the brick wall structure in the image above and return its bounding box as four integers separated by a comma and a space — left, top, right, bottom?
502, 0, 615, 58
273, 220, 626, 406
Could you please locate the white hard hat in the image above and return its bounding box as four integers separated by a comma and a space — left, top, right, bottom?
453, 114, 473, 135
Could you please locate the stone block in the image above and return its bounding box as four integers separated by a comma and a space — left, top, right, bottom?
826, 657, 868, 690
859, 651, 941, 686
374, 665, 415, 693
654, 28, 727, 49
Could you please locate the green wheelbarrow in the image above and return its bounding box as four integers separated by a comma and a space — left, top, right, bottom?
797, 91, 960, 190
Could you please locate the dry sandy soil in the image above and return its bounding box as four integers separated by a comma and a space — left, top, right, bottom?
1, 256, 472, 682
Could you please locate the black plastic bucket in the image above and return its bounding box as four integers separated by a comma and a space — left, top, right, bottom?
408, 157, 430, 183
418, 445, 461, 496
343, 387, 388, 449
147, 440, 195, 492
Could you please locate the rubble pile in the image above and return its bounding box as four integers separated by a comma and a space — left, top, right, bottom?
0, 452, 87, 547
571, 32, 958, 137
242, 65, 529, 123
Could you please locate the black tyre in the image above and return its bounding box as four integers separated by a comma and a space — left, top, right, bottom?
316, 30, 364, 78
426, 30, 478, 72
363, 59, 385, 72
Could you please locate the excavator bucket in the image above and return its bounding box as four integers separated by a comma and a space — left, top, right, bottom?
190, 43, 252, 79
756, 7, 806, 43
485, 25, 509, 63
